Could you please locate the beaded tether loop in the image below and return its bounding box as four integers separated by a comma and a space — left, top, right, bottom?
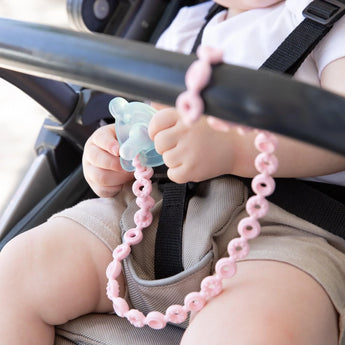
106, 45, 279, 329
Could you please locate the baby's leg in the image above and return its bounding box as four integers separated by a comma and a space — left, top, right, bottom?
181, 260, 338, 345
0, 217, 122, 345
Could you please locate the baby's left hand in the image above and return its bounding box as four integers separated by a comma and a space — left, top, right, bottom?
148, 107, 234, 183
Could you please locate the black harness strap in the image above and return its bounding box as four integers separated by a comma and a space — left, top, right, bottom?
153, 3, 226, 279
261, 0, 345, 75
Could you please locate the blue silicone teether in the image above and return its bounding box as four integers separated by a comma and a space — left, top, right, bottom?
109, 97, 164, 172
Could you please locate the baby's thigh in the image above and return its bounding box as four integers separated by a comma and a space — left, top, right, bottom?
0, 216, 118, 324
181, 260, 338, 345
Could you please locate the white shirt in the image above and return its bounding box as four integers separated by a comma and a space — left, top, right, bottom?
156, 0, 345, 186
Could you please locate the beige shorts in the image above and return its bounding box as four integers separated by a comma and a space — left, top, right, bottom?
51, 176, 345, 344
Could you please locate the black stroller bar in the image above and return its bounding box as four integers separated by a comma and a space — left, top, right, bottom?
0, 18, 345, 155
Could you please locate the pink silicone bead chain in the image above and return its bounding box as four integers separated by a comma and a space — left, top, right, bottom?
106, 45, 279, 329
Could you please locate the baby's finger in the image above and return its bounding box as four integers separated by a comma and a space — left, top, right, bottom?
148, 108, 178, 140
91, 124, 119, 156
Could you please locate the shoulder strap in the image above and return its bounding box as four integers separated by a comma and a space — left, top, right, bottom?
260, 0, 345, 74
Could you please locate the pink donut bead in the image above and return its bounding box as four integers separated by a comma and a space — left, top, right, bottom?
106, 259, 122, 280
255, 152, 279, 175
113, 297, 129, 317
123, 228, 143, 245
215, 257, 237, 279
245, 195, 269, 219
184, 292, 206, 312
136, 195, 155, 210
237, 216, 261, 239
251, 173, 275, 197
227, 237, 250, 260
134, 166, 154, 180
106, 279, 120, 299
132, 178, 152, 198
145, 311, 167, 329
200, 276, 223, 298
112, 243, 131, 261
185, 59, 212, 92
255, 131, 278, 153
134, 208, 153, 228
196, 45, 223, 64
165, 305, 188, 324
126, 309, 146, 328
176, 90, 204, 124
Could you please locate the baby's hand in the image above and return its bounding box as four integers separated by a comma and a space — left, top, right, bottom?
148, 108, 233, 183
82, 124, 134, 197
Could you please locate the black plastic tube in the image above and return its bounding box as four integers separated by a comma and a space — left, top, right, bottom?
0, 18, 345, 155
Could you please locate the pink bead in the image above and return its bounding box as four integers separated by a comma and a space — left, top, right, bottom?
134, 209, 153, 228
113, 297, 129, 317
237, 216, 261, 239
227, 237, 250, 260
136, 195, 155, 210
132, 178, 152, 198
206, 116, 232, 132
251, 173, 275, 197
255, 131, 278, 153
196, 45, 223, 64
126, 309, 146, 328
215, 257, 237, 279
200, 276, 223, 298
176, 90, 204, 125
106, 279, 120, 299
165, 305, 188, 324
123, 228, 143, 245
106, 259, 122, 280
134, 166, 153, 180
184, 292, 206, 312
185, 59, 212, 92
145, 311, 167, 329
245, 195, 269, 219
255, 152, 278, 175
112, 243, 131, 261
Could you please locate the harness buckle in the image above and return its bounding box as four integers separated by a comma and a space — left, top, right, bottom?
303, 0, 345, 26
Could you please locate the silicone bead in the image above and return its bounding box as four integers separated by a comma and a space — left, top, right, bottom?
134, 209, 153, 228
237, 216, 261, 239
251, 173, 275, 197
145, 311, 167, 329
245, 195, 269, 219
106, 259, 122, 280
185, 60, 212, 92
255, 131, 278, 153
215, 257, 237, 279
112, 243, 131, 261
165, 305, 188, 324
126, 309, 146, 328
123, 228, 143, 245
176, 90, 204, 124
132, 178, 152, 198
106, 279, 120, 299
184, 292, 206, 312
200, 276, 223, 298
113, 297, 129, 317
255, 152, 279, 175
227, 237, 250, 260
136, 195, 155, 210
134, 166, 154, 180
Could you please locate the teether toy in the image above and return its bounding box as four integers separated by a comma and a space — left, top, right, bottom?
109, 97, 164, 171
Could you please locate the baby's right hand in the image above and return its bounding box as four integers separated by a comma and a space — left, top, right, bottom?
82, 124, 134, 198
